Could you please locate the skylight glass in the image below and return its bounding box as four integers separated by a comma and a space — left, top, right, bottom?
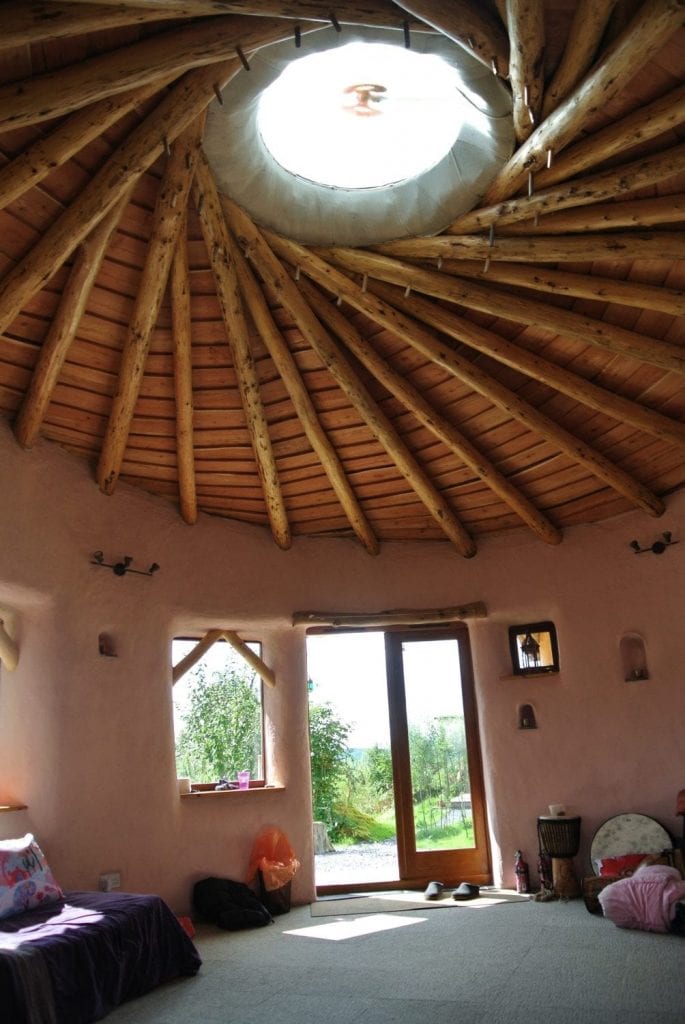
257, 42, 466, 189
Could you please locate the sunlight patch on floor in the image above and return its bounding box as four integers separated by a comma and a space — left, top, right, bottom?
283, 913, 425, 941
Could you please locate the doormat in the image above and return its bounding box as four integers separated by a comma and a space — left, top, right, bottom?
310, 888, 529, 916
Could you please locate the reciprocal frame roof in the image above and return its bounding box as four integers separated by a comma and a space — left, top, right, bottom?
0, 0, 684, 559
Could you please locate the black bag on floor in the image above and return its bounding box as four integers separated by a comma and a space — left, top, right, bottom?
192, 876, 273, 930
258, 870, 292, 915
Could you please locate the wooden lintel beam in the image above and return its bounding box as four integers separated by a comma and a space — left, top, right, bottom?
97, 124, 202, 495
171, 207, 198, 526
483, 0, 685, 203
293, 603, 488, 628
193, 155, 291, 550
265, 233, 666, 519
225, 200, 478, 558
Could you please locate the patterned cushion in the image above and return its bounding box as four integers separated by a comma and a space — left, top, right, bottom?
0, 833, 63, 919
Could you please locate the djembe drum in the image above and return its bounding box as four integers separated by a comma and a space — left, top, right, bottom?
537, 815, 581, 898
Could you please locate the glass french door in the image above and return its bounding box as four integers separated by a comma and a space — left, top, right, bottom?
385, 628, 491, 887
307, 625, 490, 892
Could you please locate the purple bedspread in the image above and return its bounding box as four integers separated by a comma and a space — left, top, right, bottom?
0, 890, 201, 1024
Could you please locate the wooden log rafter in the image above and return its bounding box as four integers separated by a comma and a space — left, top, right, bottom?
97, 124, 202, 495
171, 627, 275, 687
345, 247, 685, 376
299, 275, 563, 545
0, 60, 237, 340
13, 192, 132, 450
170, 206, 198, 526
483, 0, 685, 204
542, 0, 619, 117
228, 231, 380, 555
224, 199, 478, 558
193, 154, 291, 550
391, 0, 510, 77
265, 233, 666, 519
506, 0, 545, 142
496, 194, 685, 236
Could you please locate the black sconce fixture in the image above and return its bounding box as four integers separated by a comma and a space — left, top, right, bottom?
91, 552, 160, 577
629, 532, 678, 555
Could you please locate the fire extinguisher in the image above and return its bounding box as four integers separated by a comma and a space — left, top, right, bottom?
514, 849, 530, 894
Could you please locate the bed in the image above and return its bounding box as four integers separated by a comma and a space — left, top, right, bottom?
0, 835, 201, 1024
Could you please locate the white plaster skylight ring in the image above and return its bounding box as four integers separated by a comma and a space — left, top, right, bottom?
204, 26, 514, 246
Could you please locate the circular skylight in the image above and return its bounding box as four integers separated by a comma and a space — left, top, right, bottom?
204, 27, 514, 246
257, 42, 467, 189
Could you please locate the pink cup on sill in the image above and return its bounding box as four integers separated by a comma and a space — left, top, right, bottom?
237, 770, 251, 790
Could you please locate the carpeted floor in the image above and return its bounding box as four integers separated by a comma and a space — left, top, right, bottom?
310, 887, 529, 915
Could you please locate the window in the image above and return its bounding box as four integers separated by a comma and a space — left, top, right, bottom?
172, 636, 264, 787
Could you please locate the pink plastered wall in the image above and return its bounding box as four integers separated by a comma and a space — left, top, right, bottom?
0, 420, 683, 910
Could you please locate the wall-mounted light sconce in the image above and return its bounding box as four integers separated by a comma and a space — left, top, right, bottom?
91, 552, 160, 577
629, 531, 678, 555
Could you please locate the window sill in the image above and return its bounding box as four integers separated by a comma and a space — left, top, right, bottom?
180, 785, 283, 799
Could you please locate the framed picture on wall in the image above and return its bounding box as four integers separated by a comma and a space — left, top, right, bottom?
508, 621, 559, 675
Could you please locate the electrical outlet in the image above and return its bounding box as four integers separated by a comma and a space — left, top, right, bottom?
99, 871, 121, 892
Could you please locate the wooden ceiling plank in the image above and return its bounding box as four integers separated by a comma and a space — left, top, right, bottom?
193, 154, 291, 550
0, 79, 174, 211
330, 247, 685, 376
0, 16, 319, 131
0, 61, 236, 341
437, 259, 685, 318
448, 140, 685, 234
506, 0, 545, 143
225, 199, 478, 558
538, 81, 685, 189
484, 0, 685, 203
300, 276, 563, 545
228, 228, 380, 555
13, 191, 131, 450
96, 124, 201, 495
368, 279, 685, 449
542, 0, 618, 118
266, 233, 666, 519
391, 1, 510, 77
170, 206, 198, 525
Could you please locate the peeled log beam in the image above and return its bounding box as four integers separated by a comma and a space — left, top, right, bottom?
537, 83, 685, 189
222, 630, 276, 688
194, 155, 291, 550
171, 208, 198, 526
371, 231, 685, 265
369, 279, 685, 449
506, 0, 545, 142
0, 62, 236, 341
542, 0, 618, 117
1, 1, 193, 47
229, 235, 379, 554
267, 233, 666, 519
440, 258, 685, 318
301, 276, 563, 545
448, 142, 685, 233
0, 15, 311, 130
97, 126, 201, 495
0, 620, 19, 672
328, 246, 685, 375
392, 0, 510, 76
14, 196, 130, 450
498, 195, 685, 236
293, 603, 488, 628
0, 80, 172, 211
225, 200, 477, 558
172, 628, 224, 684
483, 0, 685, 204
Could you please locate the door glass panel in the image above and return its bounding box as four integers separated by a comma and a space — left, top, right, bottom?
402, 638, 475, 853
306, 632, 399, 887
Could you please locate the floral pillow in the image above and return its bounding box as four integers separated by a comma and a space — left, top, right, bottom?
597, 853, 651, 878
0, 833, 63, 919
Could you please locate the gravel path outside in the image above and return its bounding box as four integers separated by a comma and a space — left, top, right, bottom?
315, 839, 399, 886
